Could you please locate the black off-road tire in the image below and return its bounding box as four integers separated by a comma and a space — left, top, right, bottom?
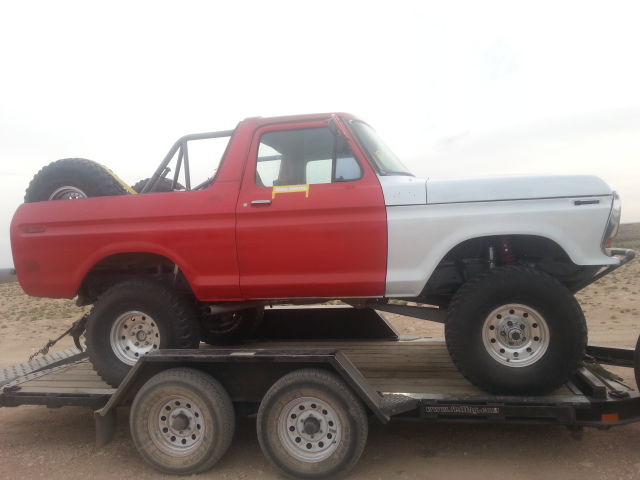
85, 279, 200, 387
257, 368, 368, 480
24, 158, 130, 202
131, 177, 184, 193
200, 307, 264, 345
445, 266, 587, 395
130, 368, 234, 475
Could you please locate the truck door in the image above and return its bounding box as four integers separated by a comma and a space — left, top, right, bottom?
235, 119, 387, 299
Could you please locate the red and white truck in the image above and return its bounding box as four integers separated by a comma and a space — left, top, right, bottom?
10, 112, 634, 394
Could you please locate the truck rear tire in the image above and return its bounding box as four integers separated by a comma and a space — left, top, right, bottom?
445, 266, 587, 395
257, 368, 368, 480
130, 368, 234, 475
200, 307, 264, 345
24, 158, 130, 202
85, 279, 200, 387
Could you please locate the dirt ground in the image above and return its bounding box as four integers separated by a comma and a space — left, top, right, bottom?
1, 228, 639, 480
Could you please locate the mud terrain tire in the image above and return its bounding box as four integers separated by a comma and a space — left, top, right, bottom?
24, 158, 129, 202
445, 266, 587, 395
85, 279, 200, 387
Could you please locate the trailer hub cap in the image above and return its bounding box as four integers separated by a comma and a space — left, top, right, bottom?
148, 395, 204, 456
110, 311, 160, 366
278, 396, 341, 462
482, 304, 549, 367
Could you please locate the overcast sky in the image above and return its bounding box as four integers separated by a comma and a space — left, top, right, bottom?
1, 0, 639, 268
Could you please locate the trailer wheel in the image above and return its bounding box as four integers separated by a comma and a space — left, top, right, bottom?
257, 368, 368, 480
85, 279, 200, 387
130, 368, 234, 475
445, 266, 587, 395
200, 307, 263, 345
24, 158, 130, 202
131, 177, 184, 193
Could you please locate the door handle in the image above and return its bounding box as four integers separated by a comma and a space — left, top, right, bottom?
250, 200, 272, 206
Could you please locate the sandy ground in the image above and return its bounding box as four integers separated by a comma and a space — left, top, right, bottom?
1, 239, 639, 479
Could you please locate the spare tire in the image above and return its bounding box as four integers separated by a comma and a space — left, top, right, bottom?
131, 177, 184, 193
24, 158, 131, 203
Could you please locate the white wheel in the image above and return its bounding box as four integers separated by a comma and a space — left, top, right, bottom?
109, 311, 161, 366
482, 304, 550, 367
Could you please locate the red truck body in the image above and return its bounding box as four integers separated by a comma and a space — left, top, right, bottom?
11, 113, 388, 301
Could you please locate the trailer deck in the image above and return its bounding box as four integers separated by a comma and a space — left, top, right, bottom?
2, 338, 631, 421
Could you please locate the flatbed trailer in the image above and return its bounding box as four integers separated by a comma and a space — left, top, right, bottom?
2, 306, 640, 479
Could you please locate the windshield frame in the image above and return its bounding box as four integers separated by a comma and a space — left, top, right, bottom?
348, 120, 414, 176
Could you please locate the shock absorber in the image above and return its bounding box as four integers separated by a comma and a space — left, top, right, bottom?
496, 236, 517, 266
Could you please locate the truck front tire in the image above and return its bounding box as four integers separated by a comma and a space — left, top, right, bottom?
85, 280, 200, 387
257, 368, 368, 480
445, 266, 587, 395
24, 158, 130, 202
130, 368, 234, 475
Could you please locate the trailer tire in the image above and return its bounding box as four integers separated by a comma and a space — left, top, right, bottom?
85, 279, 200, 387
131, 177, 184, 193
200, 307, 264, 345
445, 266, 587, 395
24, 158, 130, 202
130, 368, 234, 475
257, 368, 368, 480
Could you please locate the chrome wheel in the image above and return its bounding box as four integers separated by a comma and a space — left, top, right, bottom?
48, 186, 88, 200
148, 394, 205, 456
482, 303, 549, 367
278, 396, 341, 463
110, 310, 160, 365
